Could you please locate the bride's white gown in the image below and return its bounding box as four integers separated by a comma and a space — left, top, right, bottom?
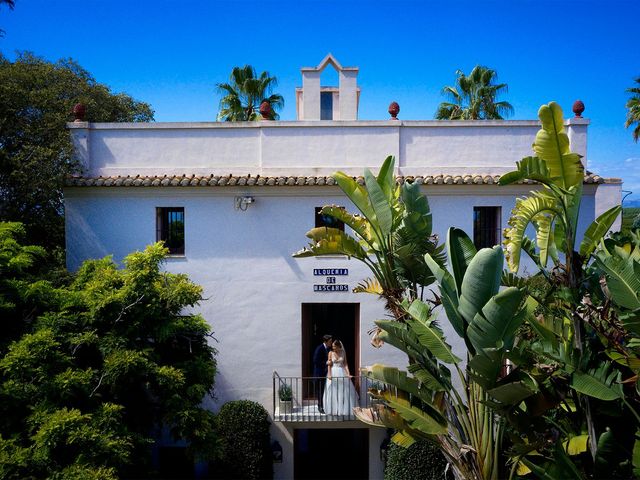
322, 355, 359, 415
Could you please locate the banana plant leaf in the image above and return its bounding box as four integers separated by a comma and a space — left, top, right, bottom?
293, 227, 368, 259
467, 286, 526, 351
362, 365, 448, 428
521, 235, 542, 266
394, 243, 436, 289
564, 434, 589, 456
446, 227, 477, 296
333, 171, 377, 223
391, 430, 417, 448
499, 156, 552, 186
458, 246, 503, 322
521, 442, 585, 480
319, 205, 372, 244
487, 380, 537, 406
407, 363, 449, 392
376, 389, 448, 435
407, 317, 460, 365
578, 205, 622, 259
364, 168, 393, 236
375, 321, 447, 389
501, 270, 528, 289
533, 102, 585, 190
534, 212, 556, 268
570, 364, 623, 401
620, 310, 640, 337
594, 249, 640, 310
424, 252, 466, 338
401, 180, 432, 237
504, 191, 562, 272
468, 349, 504, 390
375, 155, 397, 203
353, 278, 383, 295
522, 296, 560, 345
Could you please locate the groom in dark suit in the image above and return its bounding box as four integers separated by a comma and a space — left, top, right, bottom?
313, 334, 333, 414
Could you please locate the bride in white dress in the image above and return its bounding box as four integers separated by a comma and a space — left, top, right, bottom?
323, 340, 359, 415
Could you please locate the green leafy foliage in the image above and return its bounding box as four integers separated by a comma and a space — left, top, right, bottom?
501, 102, 589, 273
0, 232, 217, 478
359, 229, 531, 480
212, 400, 272, 480
384, 439, 449, 480
294, 156, 445, 313
216, 65, 283, 121
626, 77, 640, 142
496, 103, 640, 479
0, 53, 154, 251
435, 65, 514, 120
0, 222, 52, 350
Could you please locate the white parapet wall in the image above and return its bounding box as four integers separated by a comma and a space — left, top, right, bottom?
68, 118, 590, 178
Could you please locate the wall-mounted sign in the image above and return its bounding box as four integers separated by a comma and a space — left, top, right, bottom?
313, 268, 349, 292
313, 268, 348, 276
314, 284, 349, 292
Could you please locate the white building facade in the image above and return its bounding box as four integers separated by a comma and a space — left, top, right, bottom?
64, 56, 621, 479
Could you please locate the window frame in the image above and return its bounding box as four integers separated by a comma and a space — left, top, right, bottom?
473, 206, 502, 249
156, 207, 185, 255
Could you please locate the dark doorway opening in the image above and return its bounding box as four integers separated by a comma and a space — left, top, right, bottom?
301, 303, 359, 398
294, 428, 369, 479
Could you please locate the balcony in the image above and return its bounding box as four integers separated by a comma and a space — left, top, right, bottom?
272, 372, 383, 422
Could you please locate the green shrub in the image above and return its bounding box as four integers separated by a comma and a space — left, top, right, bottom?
213, 400, 272, 480
384, 440, 448, 480
622, 207, 640, 233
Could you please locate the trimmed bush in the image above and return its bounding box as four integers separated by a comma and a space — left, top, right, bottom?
212, 400, 272, 479
384, 440, 448, 480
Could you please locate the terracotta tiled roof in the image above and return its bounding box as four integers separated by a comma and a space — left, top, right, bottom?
65, 172, 609, 187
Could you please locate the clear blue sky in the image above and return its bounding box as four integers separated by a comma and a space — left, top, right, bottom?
2, 0, 639, 200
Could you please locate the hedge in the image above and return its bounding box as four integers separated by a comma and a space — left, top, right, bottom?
211, 400, 272, 479
385, 440, 448, 480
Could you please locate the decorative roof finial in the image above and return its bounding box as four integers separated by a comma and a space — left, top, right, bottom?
388, 101, 400, 120
259, 100, 273, 120
72, 103, 86, 122
572, 100, 585, 118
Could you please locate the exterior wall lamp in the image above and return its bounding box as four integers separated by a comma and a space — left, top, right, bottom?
271, 440, 283, 463
234, 196, 255, 211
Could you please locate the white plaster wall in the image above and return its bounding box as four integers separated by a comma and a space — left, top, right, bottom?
399, 124, 538, 175
595, 182, 623, 232
65, 187, 408, 402
65, 184, 601, 479
259, 126, 399, 176
65, 184, 600, 397
85, 126, 260, 177
69, 119, 590, 178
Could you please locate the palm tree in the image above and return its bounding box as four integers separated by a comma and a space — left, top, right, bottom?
435, 65, 514, 120
626, 77, 640, 142
216, 65, 284, 121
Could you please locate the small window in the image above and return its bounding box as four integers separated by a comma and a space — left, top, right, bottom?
156, 207, 185, 255
473, 207, 501, 249
320, 92, 333, 120
315, 207, 344, 231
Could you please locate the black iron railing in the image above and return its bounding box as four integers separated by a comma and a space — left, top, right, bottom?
272, 372, 386, 422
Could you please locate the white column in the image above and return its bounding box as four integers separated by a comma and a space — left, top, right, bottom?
302, 71, 321, 120
339, 70, 358, 121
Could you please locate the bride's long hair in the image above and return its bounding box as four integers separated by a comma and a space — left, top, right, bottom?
332, 339, 345, 356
